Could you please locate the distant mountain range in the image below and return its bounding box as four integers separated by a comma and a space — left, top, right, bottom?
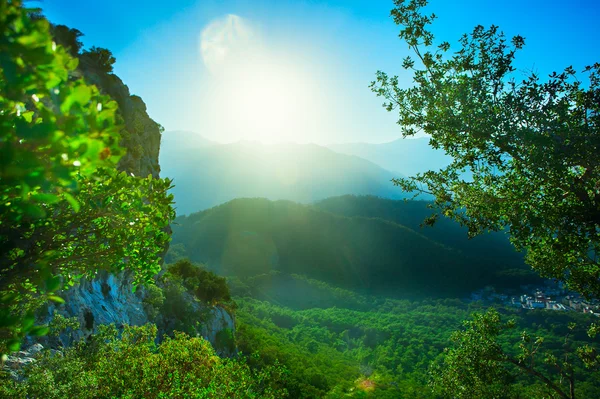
159, 131, 413, 215
159, 130, 217, 154
327, 137, 451, 176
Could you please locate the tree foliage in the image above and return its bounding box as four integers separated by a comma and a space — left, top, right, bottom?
232, 275, 600, 398
0, 324, 288, 398
0, 0, 174, 352
166, 259, 232, 305
430, 309, 600, 399
81, 46, 116, 74
49, 24, 83, 57
371, 0, 600, 298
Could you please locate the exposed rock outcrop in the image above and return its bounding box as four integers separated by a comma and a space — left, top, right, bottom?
2, 343, 43, 381
75, 57, 162, 179
42, 272, 235, 354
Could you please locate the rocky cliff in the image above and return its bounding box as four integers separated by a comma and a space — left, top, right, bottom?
74, 57, 162, 179
40, 272, 235, 356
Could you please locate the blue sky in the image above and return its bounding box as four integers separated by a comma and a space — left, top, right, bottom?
41, 0, 600, 144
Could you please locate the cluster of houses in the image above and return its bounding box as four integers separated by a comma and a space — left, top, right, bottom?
470, 281, 600, 315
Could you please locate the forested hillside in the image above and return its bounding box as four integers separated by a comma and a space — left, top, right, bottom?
231, 275, 600, 398
170, 197, 537, 297
315, 195, 530, 283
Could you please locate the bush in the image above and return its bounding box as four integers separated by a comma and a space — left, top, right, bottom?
215, 328, 236, 354
0, 324, 288, 398
166, 259, 231, 305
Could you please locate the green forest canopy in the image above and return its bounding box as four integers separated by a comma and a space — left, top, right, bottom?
169, 196, 538, 297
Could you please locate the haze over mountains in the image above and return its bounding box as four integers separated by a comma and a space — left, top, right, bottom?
159, 131, 450, 214
327, 137, 451, 176
159, 131, 415, 214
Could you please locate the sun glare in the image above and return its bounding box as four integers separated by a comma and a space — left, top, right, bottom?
199, 14, 317, 144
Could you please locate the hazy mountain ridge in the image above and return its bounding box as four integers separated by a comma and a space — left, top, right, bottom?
160, 132, 411, 214
327, 137, 451, 176
159, 130, 217, 155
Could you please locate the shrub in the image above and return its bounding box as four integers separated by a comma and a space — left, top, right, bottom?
0, 324, 288, 398
166, 259, 231, 305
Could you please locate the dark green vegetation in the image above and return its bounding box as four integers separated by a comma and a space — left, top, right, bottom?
230, 274, 600, 398
315, 195, 526, 273
141, 259, 233, 338
431, 309, 600, 399
160, 137, 408, 215
170, 196, 536, 297
372, 0, 600, 298
167, 259, 231, 305
0, 324, 287, 399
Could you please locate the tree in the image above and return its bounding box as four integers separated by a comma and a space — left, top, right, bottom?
50, 24, 84, 57
166, 259, 232, 304
0, 1, 174, 352
430, 309, 599, 399
0, 324, 289, 398
82, 46, 116, 74
371, 0, 600, 298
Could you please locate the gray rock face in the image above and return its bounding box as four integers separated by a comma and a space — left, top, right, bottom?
48, 272, 148, 345
201, 306, 236, 356
2, 343, 44, 381
45, 272, 235, 353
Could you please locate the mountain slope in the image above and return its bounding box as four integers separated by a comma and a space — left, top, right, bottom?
314, 195, 529, 274
159, 130, 217, 157
170, 198, 536, 297
160, 139, 409, 214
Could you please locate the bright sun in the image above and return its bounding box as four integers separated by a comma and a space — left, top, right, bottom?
199, 14, 315, 143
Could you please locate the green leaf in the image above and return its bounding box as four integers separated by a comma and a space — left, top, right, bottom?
22, 315, 35, 331
22, 203, 46, 219
45, 276, 61, 292
60, 83, 92, 113
16, 30, 46, 46
48, 295, 65, 304
63, 192, 80, 212
22, 110, 34, 123
66, 57, 79, 71
0, 313, 20, 328
0, 293, 18, 304
29, 326, 50, 337
7, 340, 21, 352
31, 193, 60, 204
